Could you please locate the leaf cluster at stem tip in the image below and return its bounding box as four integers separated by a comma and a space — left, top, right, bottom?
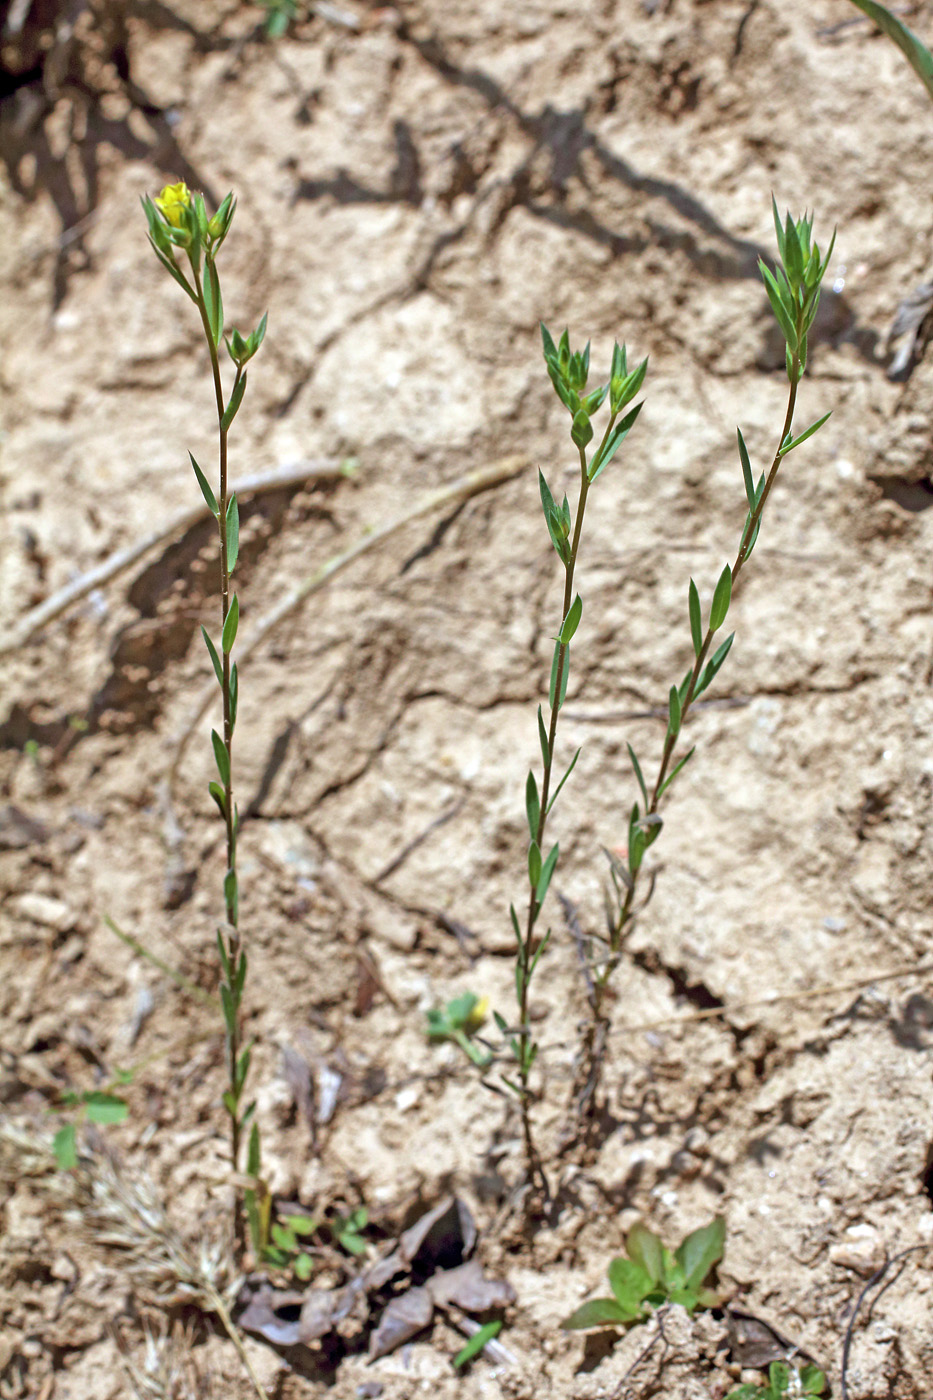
759, 199, 835, 381
540, 323, 647, 482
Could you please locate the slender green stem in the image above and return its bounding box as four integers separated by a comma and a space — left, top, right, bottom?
592, 365, 799, 1020
188, 247, 244, 1243
517, 409, 618, 1188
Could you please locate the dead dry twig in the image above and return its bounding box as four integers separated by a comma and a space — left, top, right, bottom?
1, 458, 352, 657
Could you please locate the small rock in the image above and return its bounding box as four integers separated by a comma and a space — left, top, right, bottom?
15, 892, 77, 934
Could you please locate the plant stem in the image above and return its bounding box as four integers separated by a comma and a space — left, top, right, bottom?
587, 366, 800, 1051
189, 249, 244, 1246
518, 405, 618, 1187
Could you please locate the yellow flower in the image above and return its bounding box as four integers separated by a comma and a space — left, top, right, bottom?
463, 995, 489, 1032
155, 181, 191, 229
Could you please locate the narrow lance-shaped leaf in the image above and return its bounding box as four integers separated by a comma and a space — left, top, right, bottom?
222, 594, 239, 653
845, 0, 933, 100
588, 401, 643, 482
627, 742, 648, 809
709, 564, 732, 632
657, 745, 696, 800
201, 625, 223, 686
537, 705, 549, 767
559, 593, 583, 644
208, 781, 226, 817
202, 258, 223, 346
536, 842, 559, 905
453, 1320, 503, 1370
778, 411, 832, 456
189, 452, 218, 516
737, 427, 755, 506
226, 494, 240, 572
212, 729, 230, 787
546, 746, 581, 815
688, 578, 702, 656
528, 839, 542, 889
667, 685, 682, 739
221, 371, 248, 431
230, 661, 238, 731
696, 632, 734, 697
759, 261, 798, 351
549, 639, 570, 710
526, 771, 540, 838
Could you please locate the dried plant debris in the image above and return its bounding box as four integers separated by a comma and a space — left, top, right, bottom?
237, 1194, 515, 1364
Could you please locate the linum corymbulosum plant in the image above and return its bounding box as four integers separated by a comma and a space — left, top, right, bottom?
142, 182, 267, 1253
500, 203, 835, 1188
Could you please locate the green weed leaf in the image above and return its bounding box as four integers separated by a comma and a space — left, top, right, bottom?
201, 625, 223, 686
222, 595, 239, 653
709, 564, 732, 631
83, 1092, 129, 1125
53, 1123, 78, 1170
559, 593, 583, 644
675, 1215, 725, 1289
777, 411, 832, 455
222, 372, 248, 431
202, 258, 223, 345
526, 770, 540, 837
226, 494, 240, 572
452, 1320, 502, 1369
627, 743, 648, 809
845, 0, 933, 99
688, 578, 702, 656
562, 1297, 635, 1330
212, 729, 230, 787
189, 452, 218, 516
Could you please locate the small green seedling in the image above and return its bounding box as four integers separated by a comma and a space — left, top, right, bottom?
331, 1205, 369, 1257
426, 992, 492, 1068
562, 1217, 725, 1330
726, 1361, 826, 1400
256, 0, 297, 36
52, 1085, 131, 1169
452, 1320, 503, 1370
265, 1211, 317, 1280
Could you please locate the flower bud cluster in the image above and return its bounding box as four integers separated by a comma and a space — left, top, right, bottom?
760, 200, 836, 381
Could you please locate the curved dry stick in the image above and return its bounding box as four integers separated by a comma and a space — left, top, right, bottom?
840, 1246, 927, 1400
1, 458, 352, 657
167, 455, 527, 791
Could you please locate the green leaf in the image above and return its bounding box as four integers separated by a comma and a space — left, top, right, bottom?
549, 640, 569, 711
540, 322, 558, 362
222, 595, 239, 653
559, 593, 583, 644
696, 632, 734, 697
528, 839, 542, 889
246, 1122, 262, 1180
225, 867, 239, 925
777, 411, 832, 455
536, 841, 559, 904
609, 355, 648, 415
212, 729, 230, 787
221, 372, 248, 431
771, 195, 785, 262
608, 1255, 654, 1308
675, 1215, 725, 1290
571, 409, 594, 449
272, 1222, 297, 1252
627, 743, 648, 809
209, 781, 226, 817
562, 1297, 635, 1330
226, 494, 240, 572
230, 661, 238, 731
688, 578, 702, 656
286, 1213, 317, 1236
537, 705, 549, 768
782, 212, 803, 286
759, 261, 798, 351
546, 746, 580, 815
220, 983, 236, 1035
249, 311, 268, 357
83, 1092, 129, 1125
709, 564, 732, 631
452, 1320, 502, 1369
525, 771, 540, 838
294, 1253, 314, 1281
528, 926, 551, 980
657, 745, 695, 799
737, 428, 755, 506
626, 1221, 665, 1285
53, 1123, 78, 1170
201, 625, 223, 686
202, 258, 223, 346
845, 0, 933, 98
588, 401, 643, 481
148, 239, 198, 300
222, 1089, 238, 1118
800, 1365, 827, 1395
667, 685, 682, 738
189, 452, 218, 516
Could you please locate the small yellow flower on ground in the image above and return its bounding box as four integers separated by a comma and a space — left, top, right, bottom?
155, 181, 191, 228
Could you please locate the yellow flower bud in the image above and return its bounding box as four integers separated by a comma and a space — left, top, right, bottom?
463, 995, 489, 1032
155, 181, 192, 229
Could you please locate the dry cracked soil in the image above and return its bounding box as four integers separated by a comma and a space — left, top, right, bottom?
2, 0, 933, 1396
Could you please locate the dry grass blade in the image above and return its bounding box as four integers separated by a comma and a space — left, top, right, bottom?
0, 1124, 268, 1400
167, 455, 527, 788
1, 458, 351, 656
